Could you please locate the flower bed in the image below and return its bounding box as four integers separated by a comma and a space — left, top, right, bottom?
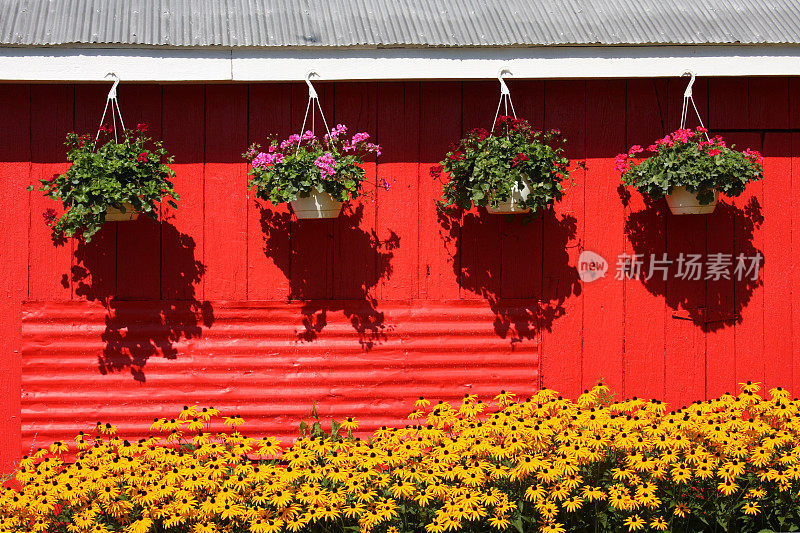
2, 383, 800, 533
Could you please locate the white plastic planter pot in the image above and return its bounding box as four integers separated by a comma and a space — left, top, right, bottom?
105, 202, 140, 222
665, 186, 719, 215
487, 178, 531, 214
290, 189, 344, 219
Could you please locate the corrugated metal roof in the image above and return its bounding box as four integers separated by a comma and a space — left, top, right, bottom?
2, 0, 800, 48
21, 300, 539, 450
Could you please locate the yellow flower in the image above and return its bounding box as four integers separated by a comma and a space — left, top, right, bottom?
562, 495, 583, 512
743, 501, 760, 515
717, 479, 738, 496
125, 518, 153, 533
486, 513, 508, 529
674, 502, 690, 517
494, 390, 516, 407
623, 515, 645, 531
415, 397, 431, 409
739, 381, 761, 393
650, 516, 668, 530
539, 522, 566, 533
581, 486, 606, 502
223, 414, 245, 427
341, 417, 359, 431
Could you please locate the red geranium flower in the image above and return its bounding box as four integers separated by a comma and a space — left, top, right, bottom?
470, 128, 489, 141
511, 152, 529, 168
137, 152, 149, 163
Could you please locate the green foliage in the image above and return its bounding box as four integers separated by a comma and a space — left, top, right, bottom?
618, 127, 763, 205
437, 116, 572, 212
244, 126, 381, 206
28, 125, 178, 242
298, 400, 355, 442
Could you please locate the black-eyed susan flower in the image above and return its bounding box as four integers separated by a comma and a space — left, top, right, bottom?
340, 417, 358, 431
650, 516, 668, 530
623, 514, 645, 531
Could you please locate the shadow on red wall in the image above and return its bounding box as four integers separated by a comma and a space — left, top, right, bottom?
624, 195, 763, 331
438, 206, 581, 342
71, 221, 214, 382
259, 203, 400, 349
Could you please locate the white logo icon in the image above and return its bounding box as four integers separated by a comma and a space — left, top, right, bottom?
578, 250, 608, 282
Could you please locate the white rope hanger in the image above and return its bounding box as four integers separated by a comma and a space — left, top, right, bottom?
296, 70, 331, 150
491, 68, 517, 132
680, 71, 710, 142
96, 72, 126, 143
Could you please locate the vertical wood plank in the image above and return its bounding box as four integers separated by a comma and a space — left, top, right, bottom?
793, 134, 800, 398
723, 80, 775, 389
623, 78, 669, 400
709, 77, 749, 130
162, 85, 205, 300
500, 80, 544, 301
29, 84, 73, 300
376, 82, 420, 300
459, 81, 502, 301
749, 77, 789, 130
730, 130, 765, 389
115, 84, 162, 300
333, 82, 379, 299
756, 78, 790, 392
762, 132, 792, 392
419, 82, 462, 300
665, 77, 709, 406
247, 83, 292, 300
541, 80, 585, 398
582, 80, 626, 395
204, 85, 248, 300
289, 82, 335, 300
790, 80, 800, 397
72, 84, 117, 302
704, 78, 737, 399
0, 84, 30, 473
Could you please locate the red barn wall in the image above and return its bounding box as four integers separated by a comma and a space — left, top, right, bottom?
0, 78, 797, 472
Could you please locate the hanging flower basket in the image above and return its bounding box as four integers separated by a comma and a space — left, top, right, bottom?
616, 126, 763, 215
246, 73, 381, 220
245, 125, 381, 220
664, 186, 719, 215
105, 201, 142, 221
437, 116, 571, 214
486, 176, 531, 214
290, 189, 344, 219
28, 76, 177, 242
28, 124, 177, 242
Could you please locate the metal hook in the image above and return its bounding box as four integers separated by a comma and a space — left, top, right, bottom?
305, 70, 319, 99
498, 68, 512, 96
105, 72, 120, 100
682, 70, 696, 98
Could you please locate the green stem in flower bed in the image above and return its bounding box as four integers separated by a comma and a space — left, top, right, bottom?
28, 124, 178, 243
436, 115, 573, 212
617, 127, 763, 205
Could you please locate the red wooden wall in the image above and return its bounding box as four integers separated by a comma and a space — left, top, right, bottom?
1, 78, 798, 473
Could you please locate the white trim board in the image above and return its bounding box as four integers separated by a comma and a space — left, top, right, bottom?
2, 45, 800, 82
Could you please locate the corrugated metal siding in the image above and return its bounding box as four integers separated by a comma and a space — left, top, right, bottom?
2, 0, 800, 47
21, 300, 540, 449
